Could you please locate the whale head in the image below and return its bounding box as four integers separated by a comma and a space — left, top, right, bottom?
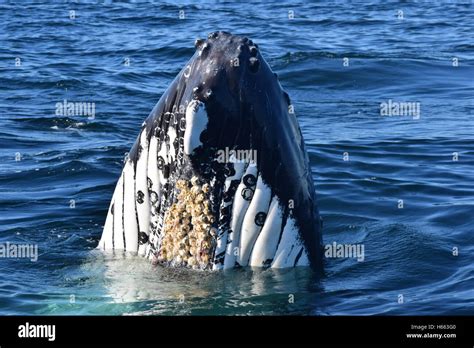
99, 31, 323, 271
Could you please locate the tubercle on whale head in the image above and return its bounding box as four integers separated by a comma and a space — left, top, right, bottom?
191, 31, 264, 98
183, 32, 291, 155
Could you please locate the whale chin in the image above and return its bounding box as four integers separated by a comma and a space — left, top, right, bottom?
98, 31, 323, 271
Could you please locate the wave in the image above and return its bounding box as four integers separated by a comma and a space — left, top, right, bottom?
11, 116, 120, 133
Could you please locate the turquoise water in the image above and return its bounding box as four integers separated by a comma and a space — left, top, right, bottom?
0, 1, 473, 315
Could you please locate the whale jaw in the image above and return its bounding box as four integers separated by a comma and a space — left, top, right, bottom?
98, 32, 323, 271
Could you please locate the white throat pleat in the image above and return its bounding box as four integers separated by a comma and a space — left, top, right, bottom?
271, 216, 305, 268
123, 160, 138, 252
135, 130, 150, 255
249, 196, 283, 267
112, 172, 125, 250
223, 162, 257, 269
212, 160, 246, 270
237, 176, 272, 266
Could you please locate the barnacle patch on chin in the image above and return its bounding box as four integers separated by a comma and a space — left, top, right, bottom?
158, 176, 216, 269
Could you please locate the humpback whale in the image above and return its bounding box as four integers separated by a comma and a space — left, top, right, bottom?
98, 31, 323, 270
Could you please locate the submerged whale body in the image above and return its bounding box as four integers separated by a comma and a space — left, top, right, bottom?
98, 31, 323, 270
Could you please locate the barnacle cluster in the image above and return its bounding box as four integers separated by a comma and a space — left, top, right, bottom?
159, 176, 216, 269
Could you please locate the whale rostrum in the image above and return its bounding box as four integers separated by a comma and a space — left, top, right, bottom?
98, 31, 323, 271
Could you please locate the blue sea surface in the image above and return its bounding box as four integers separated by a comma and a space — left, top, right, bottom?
0, 1, 473, 315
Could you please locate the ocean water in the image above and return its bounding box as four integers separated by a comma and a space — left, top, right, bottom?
1, 1, 473, 315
